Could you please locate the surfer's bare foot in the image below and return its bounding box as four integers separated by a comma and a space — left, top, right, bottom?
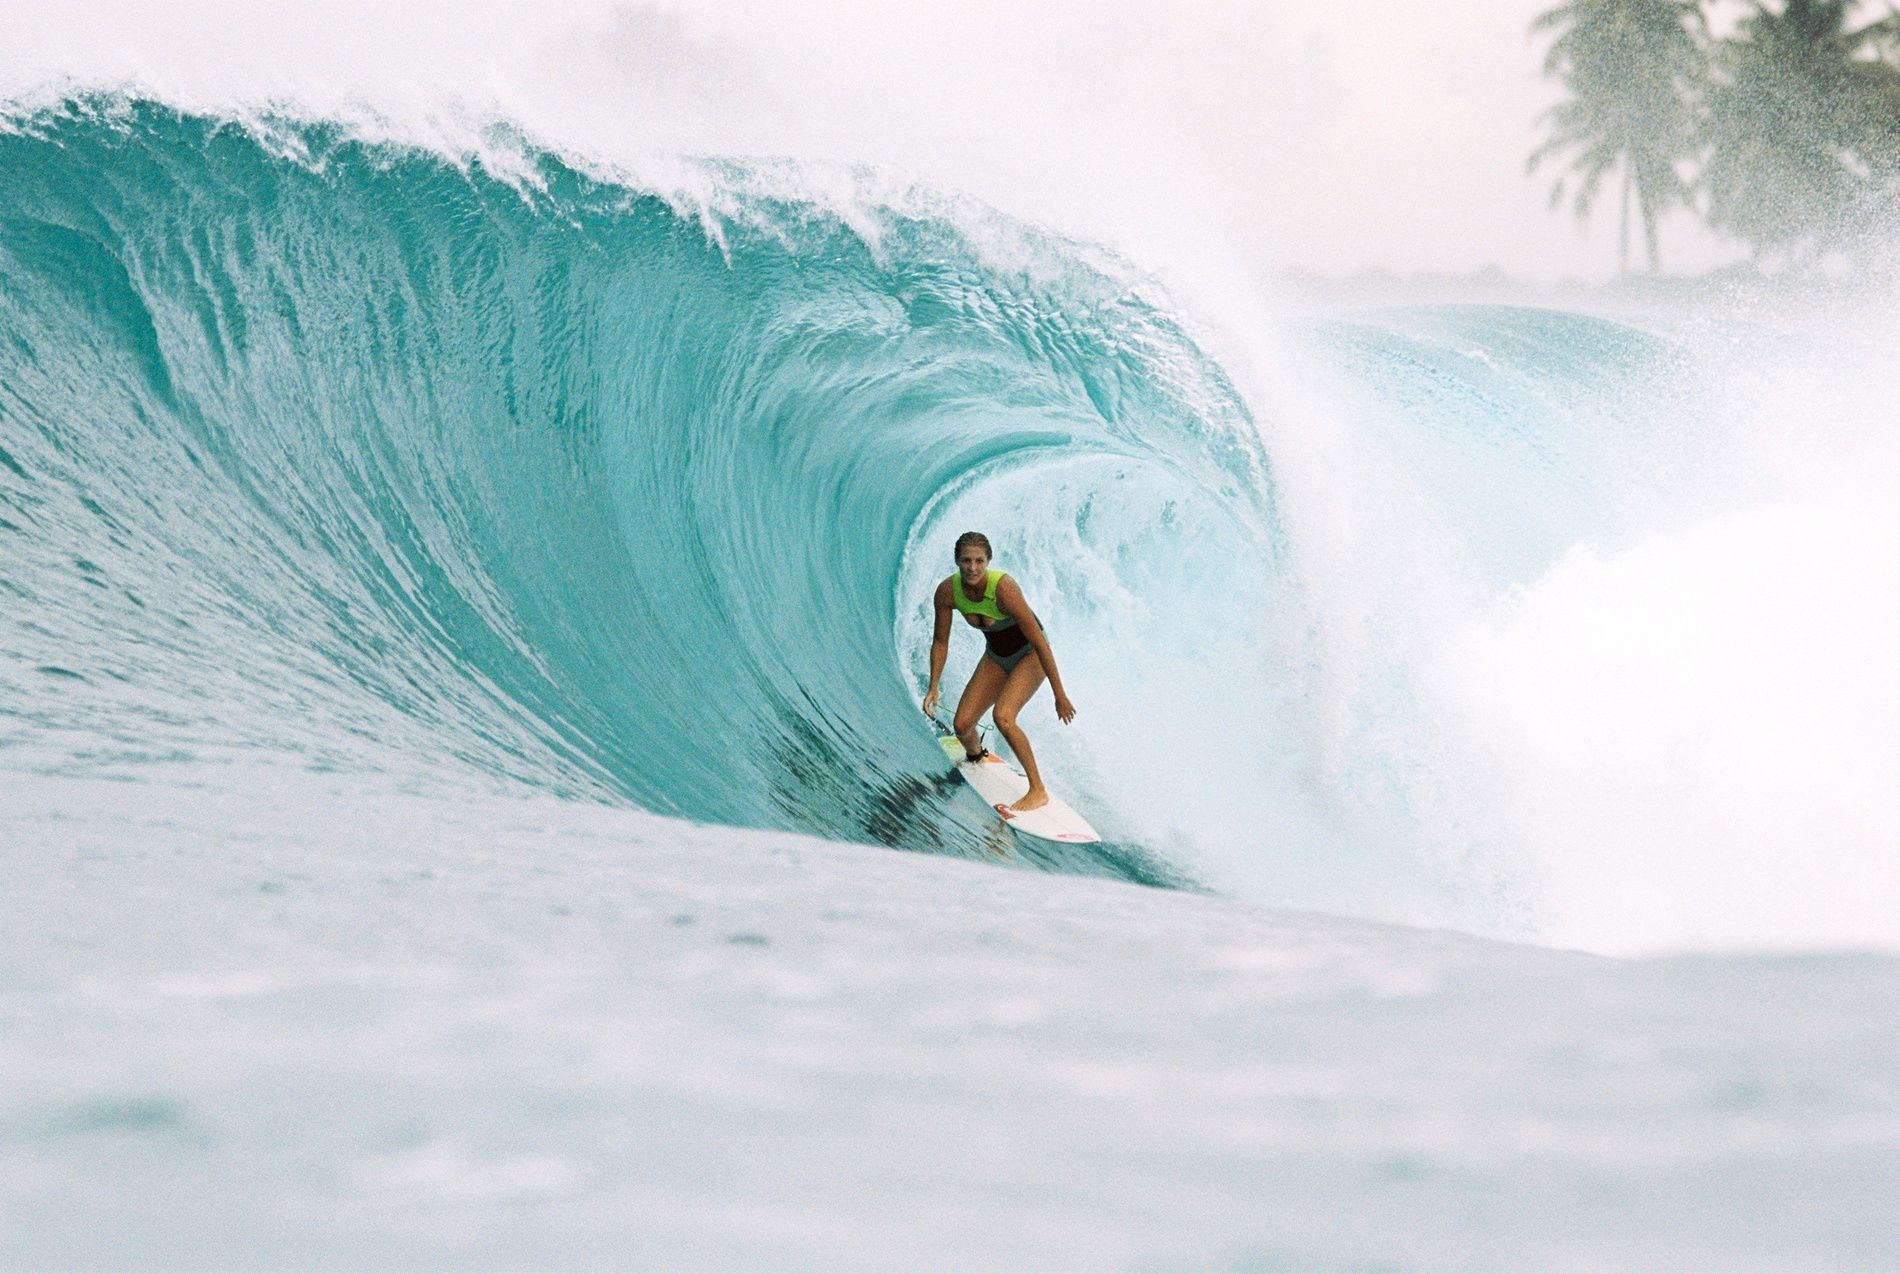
1010, 787, 1050, 813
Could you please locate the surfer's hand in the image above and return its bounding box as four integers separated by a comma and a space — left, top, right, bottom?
1054, 692, 1076, 724
922, 688, 939, 717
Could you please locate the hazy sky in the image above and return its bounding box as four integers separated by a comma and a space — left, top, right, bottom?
4, 0, 1743, 282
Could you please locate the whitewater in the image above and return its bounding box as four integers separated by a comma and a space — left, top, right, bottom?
3, 63, 1899, 1274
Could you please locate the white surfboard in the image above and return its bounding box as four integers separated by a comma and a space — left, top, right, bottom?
938, 735, 1101, 844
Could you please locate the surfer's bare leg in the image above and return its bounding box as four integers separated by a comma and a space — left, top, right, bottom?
953, 657, 1009, 760
991, 654, 1050, 812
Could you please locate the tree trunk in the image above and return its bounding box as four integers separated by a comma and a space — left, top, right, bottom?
1641, 181, 1662, 274
1619, 165, 1632, 275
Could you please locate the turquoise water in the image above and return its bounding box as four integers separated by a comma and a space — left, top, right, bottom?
8, 85, 1900, 1274
0, 99, 1687, 912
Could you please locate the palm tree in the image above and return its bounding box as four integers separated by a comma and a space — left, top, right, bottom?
1530, 0, 1708, 273
1700, 0, 1900, 260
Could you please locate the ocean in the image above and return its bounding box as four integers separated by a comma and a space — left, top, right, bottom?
4, 94, 1898, 1270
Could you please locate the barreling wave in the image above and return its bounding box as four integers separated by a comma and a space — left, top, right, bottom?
0, 98, 1274, 886
5, 91, 1891, 952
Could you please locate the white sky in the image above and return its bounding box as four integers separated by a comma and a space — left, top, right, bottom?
2, 0, 1743, 282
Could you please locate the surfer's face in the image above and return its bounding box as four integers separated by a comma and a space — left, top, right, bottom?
957, 547, 989, 585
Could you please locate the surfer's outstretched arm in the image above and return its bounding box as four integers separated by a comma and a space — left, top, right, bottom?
996, 576, 1074, 723
920, 578, 954, 719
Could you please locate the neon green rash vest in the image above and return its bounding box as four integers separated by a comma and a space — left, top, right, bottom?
950, 569, 1015, 628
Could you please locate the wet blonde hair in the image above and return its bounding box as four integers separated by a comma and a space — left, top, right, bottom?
953, 531, 992, 562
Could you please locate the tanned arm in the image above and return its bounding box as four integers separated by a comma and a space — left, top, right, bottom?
996, 575, 1075, 723
921, 577, 954, 718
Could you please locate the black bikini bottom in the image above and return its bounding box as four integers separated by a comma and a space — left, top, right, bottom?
982, 621, 1041, 672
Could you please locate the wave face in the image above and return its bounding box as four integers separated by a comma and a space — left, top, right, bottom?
0, 100, 1271, 887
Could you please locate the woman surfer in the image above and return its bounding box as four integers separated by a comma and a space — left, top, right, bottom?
920, 532, 1076, 813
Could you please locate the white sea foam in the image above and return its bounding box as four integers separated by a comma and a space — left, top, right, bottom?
6, 768, 1897, 1270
